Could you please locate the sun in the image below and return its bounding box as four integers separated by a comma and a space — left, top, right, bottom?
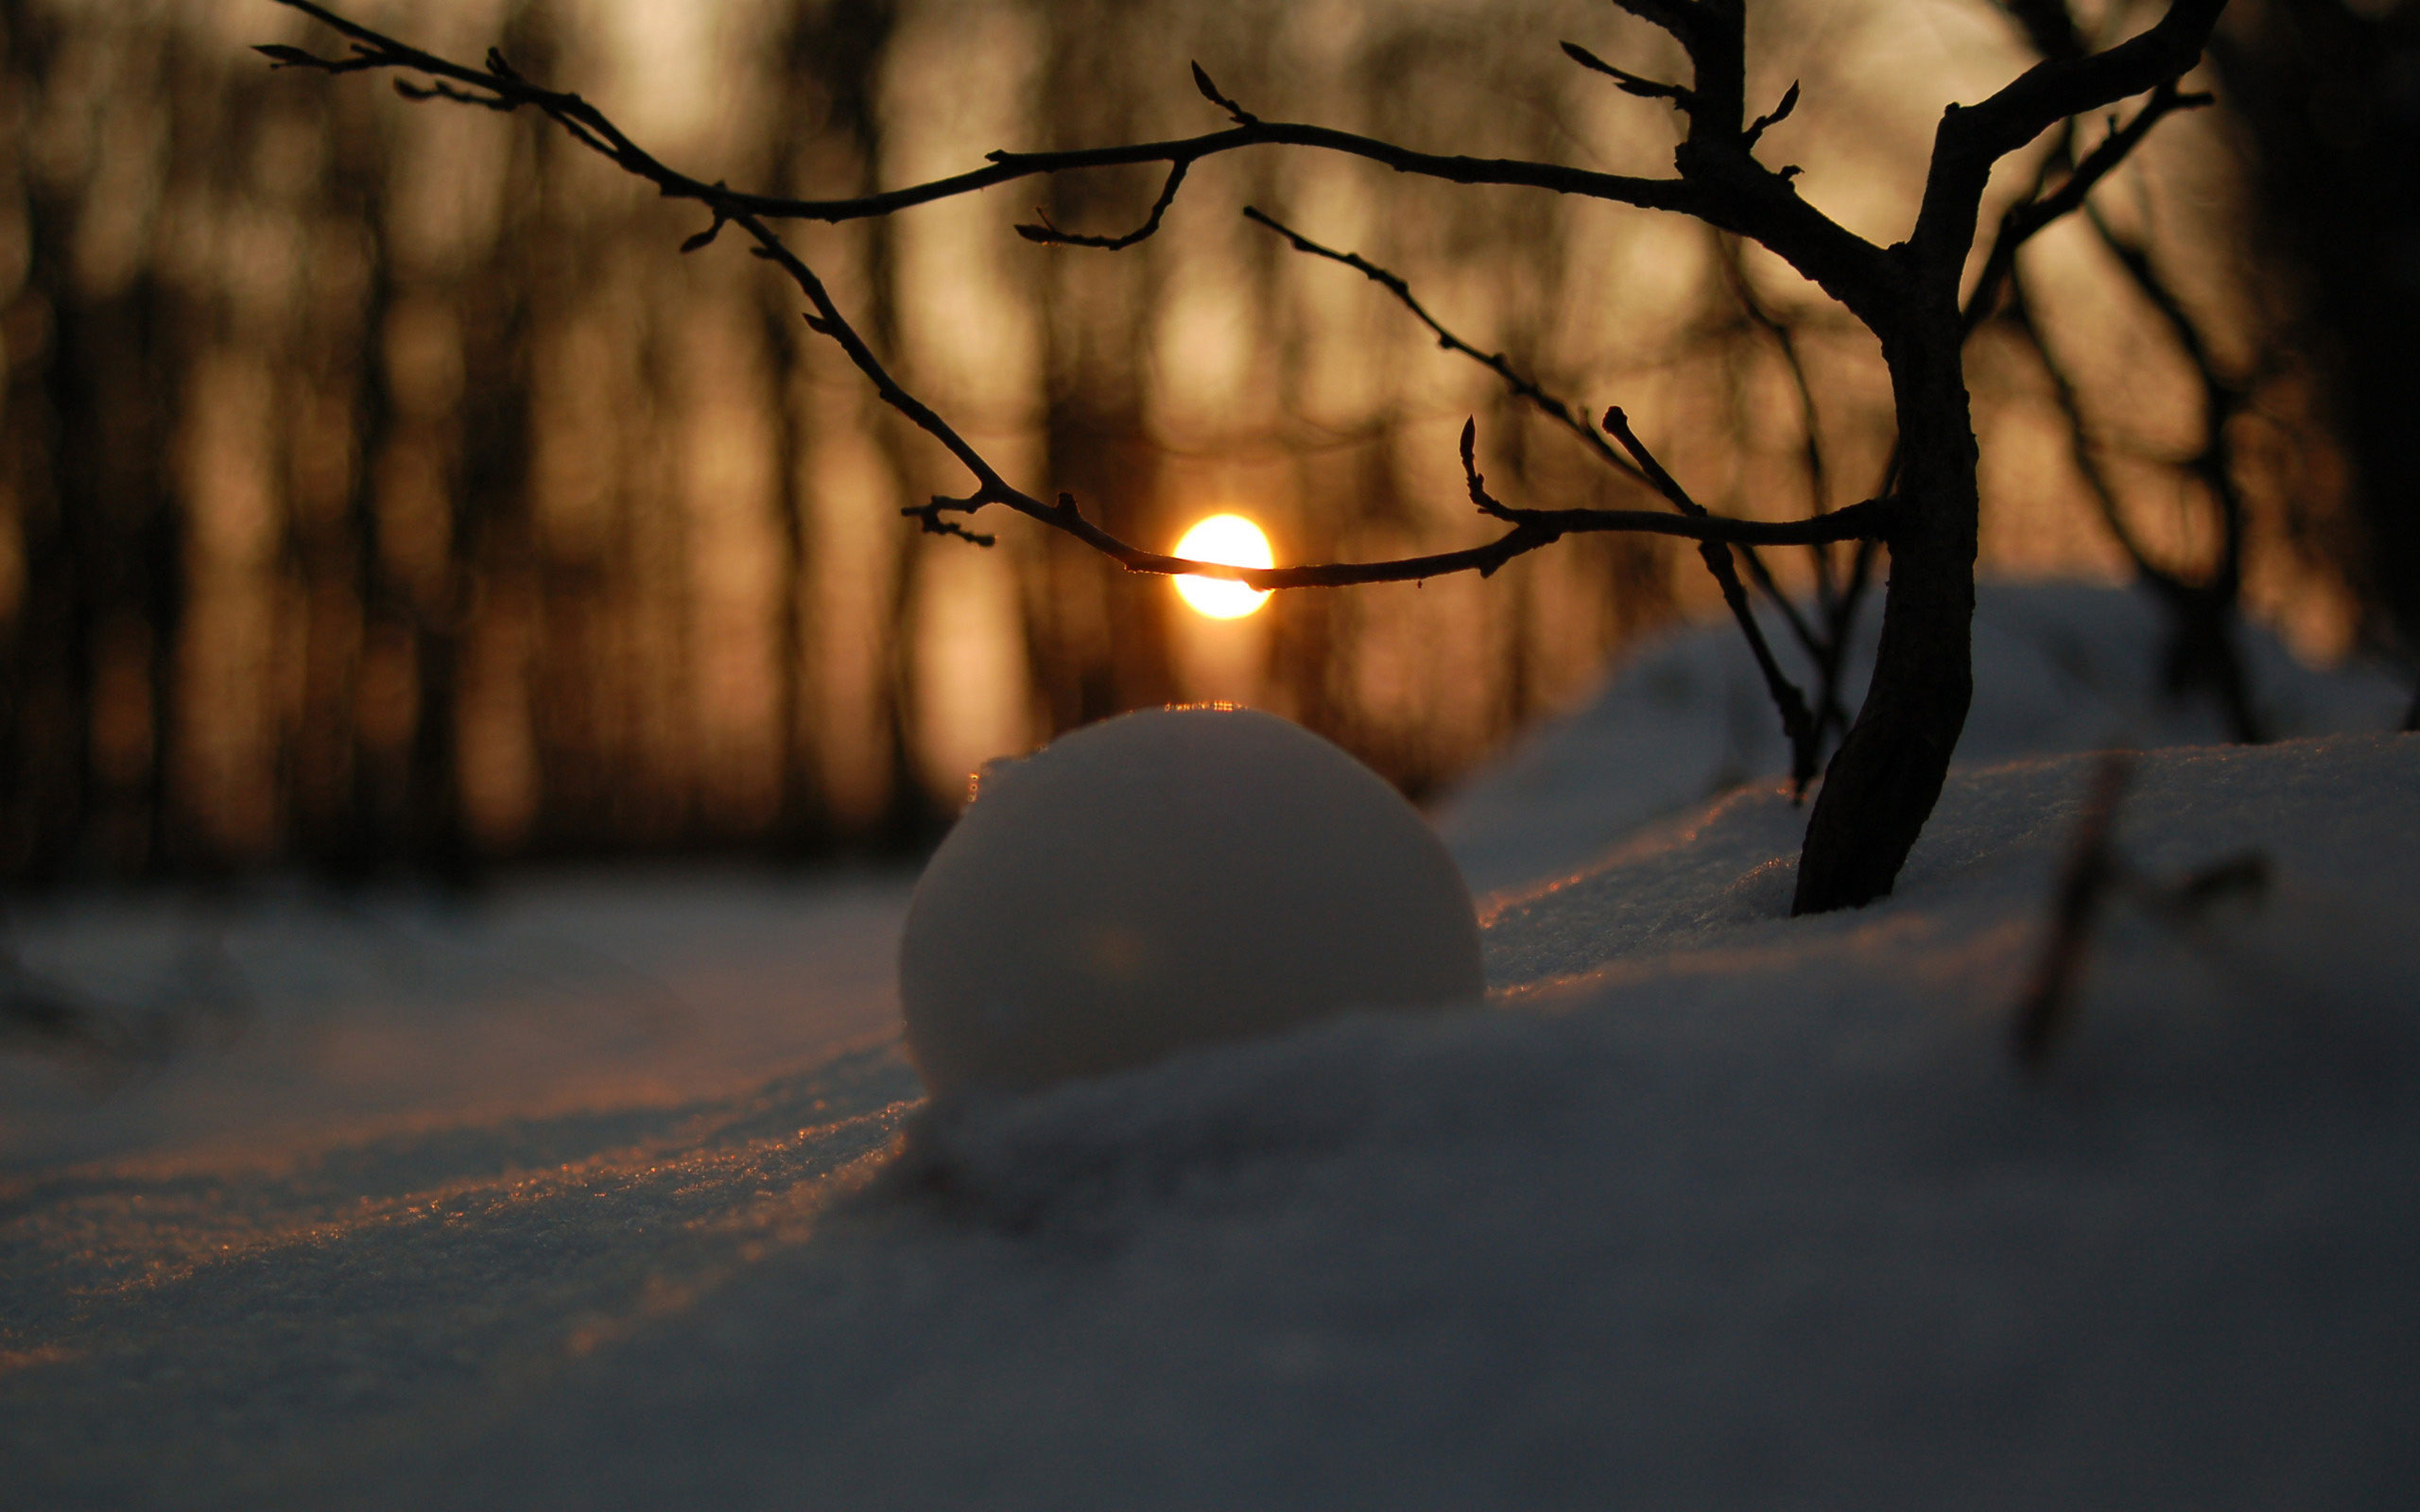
1171, 514, 1274, 619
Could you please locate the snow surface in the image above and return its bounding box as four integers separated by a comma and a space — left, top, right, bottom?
901, 707, 1482, 1097
4, 585, 2416, 1509
1441, 580, 2411, 894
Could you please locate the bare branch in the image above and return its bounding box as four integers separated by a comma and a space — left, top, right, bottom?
254, 41, 383, 75
1242, 198, 1847, 783
1709, 234, 1871, 766
1017, 162, 1190, 249
1242, 207, 1645, 484
1599, 406, 1705, 516
1605, 406, 1823, 789
266, 0, 1902, 324
268, 1, 1698, 226
1743, 80, 1801, 149
263, 0, 1891, 683
1915, 0, 2224, 266
1559, 41, 1693, 107
903, 496, 999, 548
742, 210, 1886, 590
1459, 419, 1520, 524
1963, 79, 2211, 336
1717, 236, 1832, 529
393, 76, 516, 112
1190, 61, 1260, 126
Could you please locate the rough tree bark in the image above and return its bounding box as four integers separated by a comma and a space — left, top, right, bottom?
260, 0, 2229, 915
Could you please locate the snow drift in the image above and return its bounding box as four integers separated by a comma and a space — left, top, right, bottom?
3, 585, 2415, 1510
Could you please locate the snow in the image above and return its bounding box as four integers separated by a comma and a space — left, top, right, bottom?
4, 584, 2416, 1509
1441, 580, 2411, 894
901, 706, 1482, 1097
0, 868, 913, 1169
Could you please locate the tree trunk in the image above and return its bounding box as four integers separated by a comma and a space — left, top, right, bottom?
1792, 301, 1978, 915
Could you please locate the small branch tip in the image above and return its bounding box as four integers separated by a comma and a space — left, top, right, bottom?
1189, 61, 1258, 125
1745, 80, 1801, 148
1559, 40, 1692, 105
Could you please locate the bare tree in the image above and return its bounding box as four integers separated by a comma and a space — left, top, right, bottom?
259, 0, 2225, 915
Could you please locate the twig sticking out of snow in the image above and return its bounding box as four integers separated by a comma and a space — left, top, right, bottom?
2013, 753, 2273, 1070
2014, 752, 2135, 1068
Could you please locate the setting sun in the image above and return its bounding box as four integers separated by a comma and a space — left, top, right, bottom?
1172, 515, 1274, 619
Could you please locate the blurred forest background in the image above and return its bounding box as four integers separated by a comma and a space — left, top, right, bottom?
0, 0, 2411, 885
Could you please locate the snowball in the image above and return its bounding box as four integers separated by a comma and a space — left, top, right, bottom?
899, 706, 1486, 1099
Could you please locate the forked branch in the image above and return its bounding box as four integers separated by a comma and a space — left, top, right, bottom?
1240, 206, 1645, 485
263, 0, 2228, 919
1244, 205, 1828, 782
262, 0, 1898, 322
263, 2, 1702, 236
1916, 0, 2225, 265
1963, 79, 2213, 335
262, 0, 1894, 598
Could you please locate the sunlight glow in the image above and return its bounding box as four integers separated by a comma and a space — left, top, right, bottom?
1172, 515, 1274, 619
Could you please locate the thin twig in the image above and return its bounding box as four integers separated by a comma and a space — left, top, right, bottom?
264, 0, 1899, 326
1243, 206, 1646, 485
266, 4, 1700, 239
1559, 40, 1693, 107
264, 3, 1893, 599
1963, 80, 2212, 336
1743, 80, 1801, 149
1247, 203, 1837, 786
1714, 234, 1863, 751
1017, 162, 1190, 249
2013, 749, 2135, 1069
1603, 406, 1822, 789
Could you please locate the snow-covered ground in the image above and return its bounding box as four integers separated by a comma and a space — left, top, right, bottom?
4, 584, 2416, 1509
1443, 580, 2411, 893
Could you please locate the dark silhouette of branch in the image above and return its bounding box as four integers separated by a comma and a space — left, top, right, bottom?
1743, 81, 1802, 151
263, 4, 1702, 238
1976, 54, 2262, 745
1916, 0, 2224, 268
1713, 235, 1866, 754
1247, 206, 1842, 786
1240, 207, 1646, 484
263, 4, 1893, 604
1963, 80, 2212, 338
746, 207, 1888, 584
1188, 60, 1261, 127
2079, 202, 2263, 742
266, 0, 2227, 919
1017, 162, 1190, 249
263, 0, 1896, 325
1711, 240, 1833, 616
1601, 405, 1821, 786
1559, 41, 1692, 108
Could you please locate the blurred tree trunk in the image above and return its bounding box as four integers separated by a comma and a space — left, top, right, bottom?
0, 3, 183, 883
2216, 0, 2420, 661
